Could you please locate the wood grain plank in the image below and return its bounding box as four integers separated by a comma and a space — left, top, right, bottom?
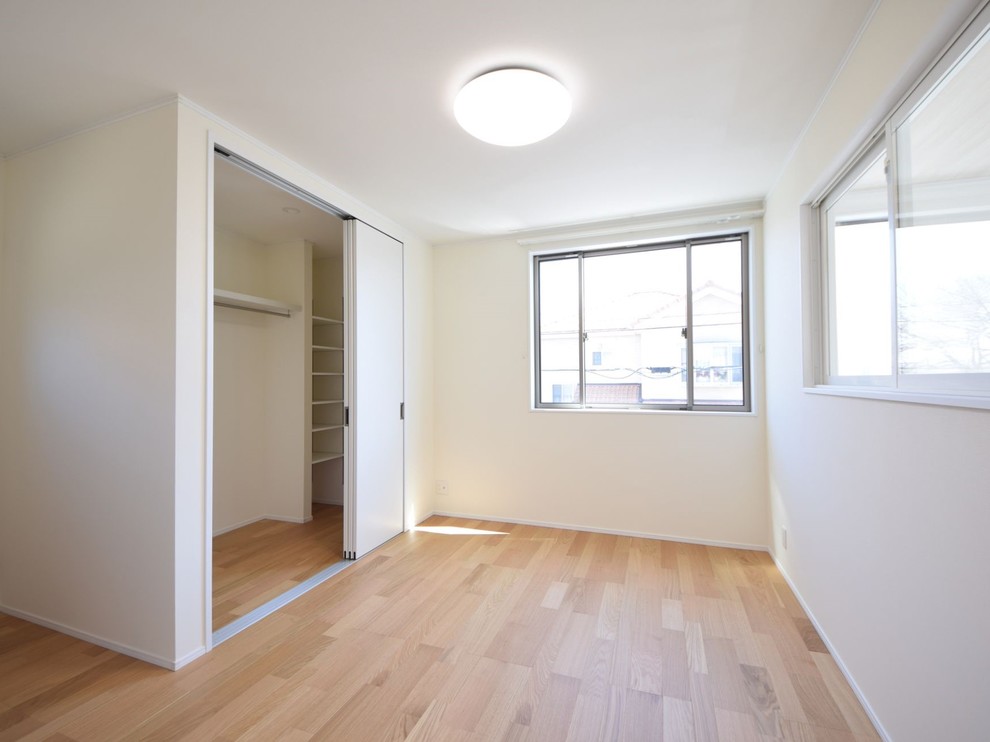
0, 517, 880, 742
526, 673, 581, 741
811, 653, 879, 738
663, 695, 695, 742
213, 504, 343, 632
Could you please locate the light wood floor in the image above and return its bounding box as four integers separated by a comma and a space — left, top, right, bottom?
213, 503, 343, 631
0, 516, 879, 741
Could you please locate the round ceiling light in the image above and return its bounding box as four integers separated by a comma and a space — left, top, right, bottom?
454, 68, 571, 147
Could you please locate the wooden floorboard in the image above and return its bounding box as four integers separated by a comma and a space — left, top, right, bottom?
213, 503, 343, 631
0, 516, 880, 741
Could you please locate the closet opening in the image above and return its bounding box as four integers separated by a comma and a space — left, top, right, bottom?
210, 148, 351, 643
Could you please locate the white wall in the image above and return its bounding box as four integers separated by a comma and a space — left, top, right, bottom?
256, 239, 310, 523
212, 230, 310, 533
213, 303, 269, 531
175, 99, 435, 663
433, 228, 767, 548
763, 1, 989, 739
0, 155, 5, 609
0, 106, 179, 664
403, 236, 435, 530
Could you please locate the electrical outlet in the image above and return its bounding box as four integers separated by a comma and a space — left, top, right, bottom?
436, 480, 449, 496
782, 527, 788, 550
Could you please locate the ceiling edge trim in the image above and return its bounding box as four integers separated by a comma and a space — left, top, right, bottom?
3, 94, 181, 160
514, 200, 765, 246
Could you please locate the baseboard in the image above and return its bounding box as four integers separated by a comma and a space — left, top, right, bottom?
767, 550, 890, 742
0, 603, 194, 671
213, 515, 266, 536
427, 510, 768, 552
313, 496, 343, 506
270, 514, 312, 525
213, 513, 311, 537
173, 646, 207, 670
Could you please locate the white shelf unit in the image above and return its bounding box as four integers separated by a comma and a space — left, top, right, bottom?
311, 312, 344, 467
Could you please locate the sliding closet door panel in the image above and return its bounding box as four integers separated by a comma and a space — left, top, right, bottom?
345, 220, 404, 558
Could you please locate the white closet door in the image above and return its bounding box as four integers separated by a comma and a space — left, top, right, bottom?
344, 220, 404, 559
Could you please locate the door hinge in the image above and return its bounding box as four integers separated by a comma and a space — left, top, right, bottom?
400, 402, 405, 420
344, 407, 349, 426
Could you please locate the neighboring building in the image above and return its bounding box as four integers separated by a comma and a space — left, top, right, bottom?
541, 280, 744, 404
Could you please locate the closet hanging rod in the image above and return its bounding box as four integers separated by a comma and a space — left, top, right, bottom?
213, 289, 301, 317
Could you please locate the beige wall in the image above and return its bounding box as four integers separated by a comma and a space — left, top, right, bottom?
0, 151, 6, 609
403, 234, 435, 530
433, 230, 768, 548
213, 230, 310, 534
0, 105, 179, 664
763, 1, 988, 739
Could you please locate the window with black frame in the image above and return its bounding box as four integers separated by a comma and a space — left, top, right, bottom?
534, 234, 750, 412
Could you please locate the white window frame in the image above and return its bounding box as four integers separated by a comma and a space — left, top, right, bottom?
808, 2, 990, 410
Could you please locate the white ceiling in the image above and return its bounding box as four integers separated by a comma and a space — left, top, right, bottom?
0, 0, 875, 244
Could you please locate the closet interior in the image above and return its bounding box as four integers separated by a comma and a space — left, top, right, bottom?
211, 152, 347, 635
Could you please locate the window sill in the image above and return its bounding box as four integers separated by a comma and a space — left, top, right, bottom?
804, 385, 990, 411
530, 406, 758, 418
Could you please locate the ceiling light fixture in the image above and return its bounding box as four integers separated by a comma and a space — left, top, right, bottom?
454, 68, 571, 147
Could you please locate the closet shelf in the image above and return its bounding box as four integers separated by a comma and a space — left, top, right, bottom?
214, 289, 301, 317
312, 315, 344, 325
313, 424, 345, 433
313, 372, 344, 376
313, 399, 343, 405
312, 345, 344, 351
312, 451, 344, 464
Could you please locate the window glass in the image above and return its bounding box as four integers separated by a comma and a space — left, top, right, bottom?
895, 32, 990, 378
538, 257, 580, 404
826, 153, 892, 377
583, 248, 687, 405
896, 222, 990, 375
692, 240, 745, 404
